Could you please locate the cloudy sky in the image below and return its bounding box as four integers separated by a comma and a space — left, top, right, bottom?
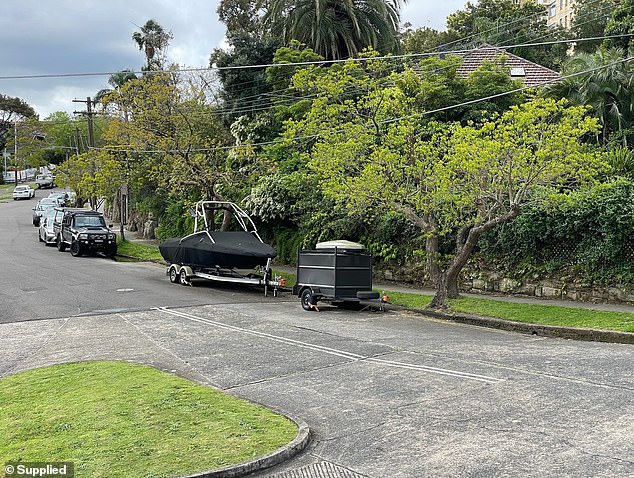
0, 1, 468, 118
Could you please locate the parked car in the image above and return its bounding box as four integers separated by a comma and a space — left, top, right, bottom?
32, 198, 59, 226
55, 208, 117, 257
47, 192, 68, 206
35, 174, 55, 189
12, 185, 35, 200
38, 209, 60, 245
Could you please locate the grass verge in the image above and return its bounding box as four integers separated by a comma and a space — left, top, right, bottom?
386, 291, 634, 333
116, 238, 164, 261
0, 361, 298, 478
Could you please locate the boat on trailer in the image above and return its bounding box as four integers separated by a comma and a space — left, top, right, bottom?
159, 201, 283, 295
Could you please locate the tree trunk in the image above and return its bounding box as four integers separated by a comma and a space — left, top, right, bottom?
429, 273, 450, 309
428, 229, 481, 309
426, 234, 440, 286
425, 213, 441, 286
220, 209, 232, 231
426, 206, 522, 310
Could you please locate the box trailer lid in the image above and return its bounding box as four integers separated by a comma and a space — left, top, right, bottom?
315, 240, 365, 251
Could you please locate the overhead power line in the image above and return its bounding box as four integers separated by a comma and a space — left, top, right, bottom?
2, 33, 633, 82
88, 55, 634, 155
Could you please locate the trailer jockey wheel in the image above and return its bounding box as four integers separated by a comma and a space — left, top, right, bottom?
300, 289, 319, 311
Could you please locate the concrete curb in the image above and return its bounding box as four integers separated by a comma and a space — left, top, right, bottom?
177, 416, 311, 478
415, 307, 634, 345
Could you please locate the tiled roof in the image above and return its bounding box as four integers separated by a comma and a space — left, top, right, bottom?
455, 44, 561, 88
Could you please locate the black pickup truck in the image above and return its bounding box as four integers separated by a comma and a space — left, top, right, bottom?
55, 208, 117, 257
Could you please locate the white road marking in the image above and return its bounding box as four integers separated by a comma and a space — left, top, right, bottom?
154, 307, 503, 384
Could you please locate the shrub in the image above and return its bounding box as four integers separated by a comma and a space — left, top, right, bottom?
480, 179, 634, 284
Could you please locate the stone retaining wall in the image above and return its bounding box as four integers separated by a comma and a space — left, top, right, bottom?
377, 268, 634, 306
462, 275, 634, 305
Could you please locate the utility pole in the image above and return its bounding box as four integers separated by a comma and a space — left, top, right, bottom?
14, 121, 18, 186
73, 97, 97, 209
73, 97, 96, 149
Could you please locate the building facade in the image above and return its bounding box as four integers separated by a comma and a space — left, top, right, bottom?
516, 0, 576, 29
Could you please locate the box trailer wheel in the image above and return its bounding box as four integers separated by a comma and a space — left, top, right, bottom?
300, 288, 319, 311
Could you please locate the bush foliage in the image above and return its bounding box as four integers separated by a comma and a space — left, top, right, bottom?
480, 178, 634, 284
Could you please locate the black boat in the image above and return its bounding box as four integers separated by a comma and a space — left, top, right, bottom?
159, 201, 276, 270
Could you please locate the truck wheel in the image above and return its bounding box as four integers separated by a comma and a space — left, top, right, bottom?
300, 289, 317, 311
105, 244, 117, 258
57, 237, 66, 252
70, 241, 83, 257
169, 267, 180, 284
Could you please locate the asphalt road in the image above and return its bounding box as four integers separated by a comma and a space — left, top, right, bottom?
0, 192, 286, 323
1, 192, 633, 477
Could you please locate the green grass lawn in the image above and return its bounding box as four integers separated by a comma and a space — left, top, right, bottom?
115, 238, 164, 261
0, 361, 297, 478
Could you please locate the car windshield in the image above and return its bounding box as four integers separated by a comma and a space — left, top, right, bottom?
42, 209, 57, 220
15, 187, 27, 191
74, 216, 106, 227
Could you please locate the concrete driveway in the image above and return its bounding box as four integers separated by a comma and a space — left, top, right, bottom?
1, 301, 632, 478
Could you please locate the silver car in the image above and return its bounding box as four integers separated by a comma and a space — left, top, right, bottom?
32, 198, 59, 226
38, 209, 59, 245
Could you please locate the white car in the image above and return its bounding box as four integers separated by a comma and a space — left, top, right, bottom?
13, 185, 35, 200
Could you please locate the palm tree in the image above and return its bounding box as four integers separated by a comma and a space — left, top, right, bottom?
542, 48, 633, 146
94, 70, 138, 104
267, 0, 406, 60
132, 19, 173, 70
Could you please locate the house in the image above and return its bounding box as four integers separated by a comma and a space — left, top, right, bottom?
455, 44, 561, 88
516, 0, 576, 29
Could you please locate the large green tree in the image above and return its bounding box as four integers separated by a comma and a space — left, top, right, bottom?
279, 54, 604, 307
211, 32, 282, 123
572, 0, 620, 53
217, 0, 269, 35
212, 0, 282, 124
54, 150, 125, 210
400, 26, 457, 55
0, 94, 36, 154
101, 73, 237, 232
603, 0, 634, 54
267, 0, 406, 60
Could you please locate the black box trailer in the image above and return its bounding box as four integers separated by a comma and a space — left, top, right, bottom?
292, 241, 384, 311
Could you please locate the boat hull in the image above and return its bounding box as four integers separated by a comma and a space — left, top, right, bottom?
159, 231, 276, 270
